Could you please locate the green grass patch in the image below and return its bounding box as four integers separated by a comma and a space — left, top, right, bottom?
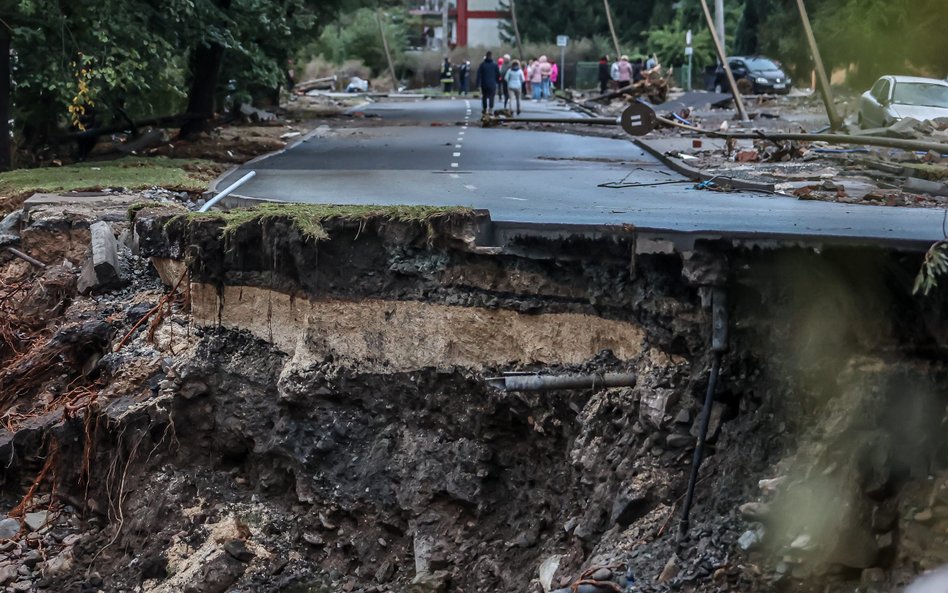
179, 203, 475, 241
0, 157, 223, 198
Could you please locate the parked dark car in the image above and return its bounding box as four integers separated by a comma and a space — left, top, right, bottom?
710, 56, 791, 95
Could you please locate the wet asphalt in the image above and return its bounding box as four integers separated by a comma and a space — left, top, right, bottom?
216, 97, 947, 248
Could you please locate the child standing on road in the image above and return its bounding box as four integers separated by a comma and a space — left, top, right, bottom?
505, 60, 525, 115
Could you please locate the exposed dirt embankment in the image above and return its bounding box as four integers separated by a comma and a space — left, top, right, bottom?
0, 205, 947, 593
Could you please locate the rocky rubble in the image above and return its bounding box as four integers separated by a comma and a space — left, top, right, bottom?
0, 204, 946, 593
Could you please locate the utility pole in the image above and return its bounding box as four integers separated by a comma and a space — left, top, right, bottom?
603, 0, 621, 59
699, 0, 748, 121
441, 0, 450, 58
508, 0, 525, 63
794, 0, 843, 131
376, 9, 399, 91
714, 0, 725, 52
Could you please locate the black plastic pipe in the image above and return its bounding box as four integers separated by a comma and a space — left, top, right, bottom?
679, 352, 721, 536
680, 286, 728, 537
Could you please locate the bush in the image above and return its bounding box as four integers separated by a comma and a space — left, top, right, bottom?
299, 8, 410, 78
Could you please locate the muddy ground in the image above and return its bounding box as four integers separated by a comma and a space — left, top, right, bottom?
0, 194, 946, 593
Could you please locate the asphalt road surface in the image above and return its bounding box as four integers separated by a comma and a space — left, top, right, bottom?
218, 97, 947, 248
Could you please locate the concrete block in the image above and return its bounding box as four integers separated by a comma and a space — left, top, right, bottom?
78, 221, 123, 294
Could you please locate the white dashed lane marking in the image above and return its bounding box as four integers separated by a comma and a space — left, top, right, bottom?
450, 104, 470, 171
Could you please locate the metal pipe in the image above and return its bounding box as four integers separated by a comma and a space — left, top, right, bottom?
198, 170, 256, 213
680, 286, 728, 537
486, 372, 636, 392
4, 247, 46, 269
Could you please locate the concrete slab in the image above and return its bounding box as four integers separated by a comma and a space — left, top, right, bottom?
23, 192, 139, 212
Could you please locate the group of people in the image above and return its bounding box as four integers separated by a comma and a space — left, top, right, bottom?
597, 54, 658, 94
440, 53, 561, 116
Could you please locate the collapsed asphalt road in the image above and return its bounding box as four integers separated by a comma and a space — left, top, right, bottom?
216, 97, 947, 249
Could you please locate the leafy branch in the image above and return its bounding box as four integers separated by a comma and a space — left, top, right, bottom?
914, 241, 948, 296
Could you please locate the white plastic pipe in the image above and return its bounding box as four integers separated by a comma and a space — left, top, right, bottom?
198, 170, 256, 213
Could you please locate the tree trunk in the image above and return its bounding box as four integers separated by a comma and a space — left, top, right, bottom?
508, 0, 525, 63
179, 0, 232, 138
179, 42, 226, 138
0, 27, 10, 171
603, 0, 621, 59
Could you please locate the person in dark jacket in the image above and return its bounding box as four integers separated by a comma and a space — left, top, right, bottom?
632, 57, 646, 83
458, 60, 471, 95
475, 51, 500, 115
440, 58, 454, 93
597, 55, 610, 94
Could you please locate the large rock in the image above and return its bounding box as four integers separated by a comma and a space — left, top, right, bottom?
0, 209, 20, 246
639, 388, 678, 428
0, 518, 20, 540
410, 570, 450, 593
78, 221, 123, 294
182, 553, 246, 593
610, 486, 652, 527
24, 511, 49, 532
0, 564, 17, 585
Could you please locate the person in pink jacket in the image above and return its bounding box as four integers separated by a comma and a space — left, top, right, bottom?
538, 56, 552, 99
550, 61, 559, 93
530, 58, 543, 100
616, 55, 633, 88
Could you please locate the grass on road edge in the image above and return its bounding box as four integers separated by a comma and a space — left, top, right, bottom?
0, 157, 225, 212
153, 203, 476, 242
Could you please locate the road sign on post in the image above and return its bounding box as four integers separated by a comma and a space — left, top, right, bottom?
685, 30, 693, 92
556, 35, 568, 91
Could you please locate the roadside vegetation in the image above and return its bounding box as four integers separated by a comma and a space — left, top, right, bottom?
0, 157, 223, 213
156, 203, 476, 241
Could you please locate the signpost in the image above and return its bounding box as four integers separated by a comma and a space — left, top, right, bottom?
685, 30, 693, 92
556, 35, 568, 91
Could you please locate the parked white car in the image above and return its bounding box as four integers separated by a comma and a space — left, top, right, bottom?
857, 75, 948, 128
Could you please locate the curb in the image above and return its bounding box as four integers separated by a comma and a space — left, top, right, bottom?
633, 138, 776, 193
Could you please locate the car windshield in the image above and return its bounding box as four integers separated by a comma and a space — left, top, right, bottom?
744, 58, 779, 71
892, 82, 948, 107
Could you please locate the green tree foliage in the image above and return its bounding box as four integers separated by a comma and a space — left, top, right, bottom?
304, 7, 410, 75
803, 0, 948, 87
0, 0, 346, 145
503, 0, 948, 86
